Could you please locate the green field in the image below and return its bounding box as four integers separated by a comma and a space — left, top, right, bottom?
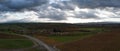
48, 28, 104, 42
48, 32, 94, 42
0, 39, 34, 49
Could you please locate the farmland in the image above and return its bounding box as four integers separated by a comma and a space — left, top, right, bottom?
0, 39, 34, 49
0, 23, 120, 51
0, 33, 34, 49
57, 28, 120, 51
47, 28, 104, 42
0, 33, 43, 51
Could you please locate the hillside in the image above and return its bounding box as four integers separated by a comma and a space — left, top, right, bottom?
0, 23, 120, 51
57, 28, 120, 51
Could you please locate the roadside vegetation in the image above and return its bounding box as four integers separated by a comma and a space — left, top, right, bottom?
0, 39, 34, 49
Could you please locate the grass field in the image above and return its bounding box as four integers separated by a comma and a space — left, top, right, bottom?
47, 28, 104, 42
0, 39, 34, 49
48, 32, 94, 42
0, 33, 34, 49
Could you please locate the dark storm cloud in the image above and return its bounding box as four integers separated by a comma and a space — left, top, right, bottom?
0, 0, 48, 11
71, 0, 120, 8
39, 11, 66, 20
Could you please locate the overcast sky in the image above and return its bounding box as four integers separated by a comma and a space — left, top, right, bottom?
0, 0, 120, 23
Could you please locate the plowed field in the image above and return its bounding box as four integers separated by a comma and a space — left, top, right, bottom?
0, 33, 26, 39
57, 28, 120, 51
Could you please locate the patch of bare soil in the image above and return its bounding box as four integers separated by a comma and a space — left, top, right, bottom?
57, 28, 120, 51
0, 33, 26, 39
34, 35, 61, 46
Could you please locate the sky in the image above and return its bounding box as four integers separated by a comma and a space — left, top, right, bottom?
0, 0, 120, 23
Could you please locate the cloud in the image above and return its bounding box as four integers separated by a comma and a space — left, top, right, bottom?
50, 1, 75, 10
0, 0, 48, 11
35, 4, 67, 20
0, 0, 120, 23
71, 0, 120, 8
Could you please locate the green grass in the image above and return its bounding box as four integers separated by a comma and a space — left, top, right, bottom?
48, 28, 104, 43
0, 39, 34, 49
48, 32, 96, 42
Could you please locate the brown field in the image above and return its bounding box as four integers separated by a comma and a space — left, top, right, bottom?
57, 28, 120, 51
35, 35, 61, 46
0, 32, 26, 39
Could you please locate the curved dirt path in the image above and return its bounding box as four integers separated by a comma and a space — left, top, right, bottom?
20, 35, 57, 51
0, 34, 58, 51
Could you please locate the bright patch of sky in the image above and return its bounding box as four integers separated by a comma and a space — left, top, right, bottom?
49, 0, 70, 4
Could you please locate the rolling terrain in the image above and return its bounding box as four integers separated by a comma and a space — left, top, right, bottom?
57, 28, 120, 51
0, 23, 120, 51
